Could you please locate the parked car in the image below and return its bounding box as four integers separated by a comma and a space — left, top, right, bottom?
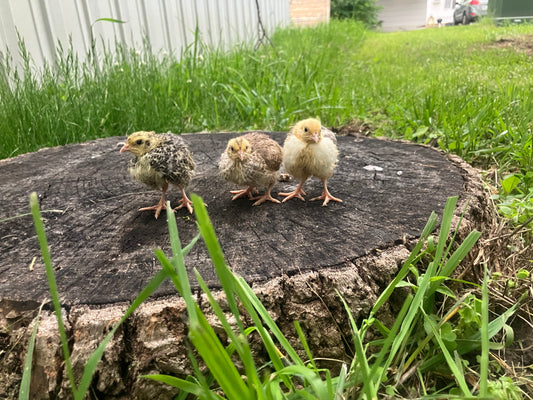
453, 0, 489, 25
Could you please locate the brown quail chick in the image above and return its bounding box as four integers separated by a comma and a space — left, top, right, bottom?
120, 131, 195, 218
280, 118, 342, 206
219, 132, 283, 206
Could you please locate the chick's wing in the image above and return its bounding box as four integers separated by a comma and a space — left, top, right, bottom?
244, 133, 282, 172
147, 136, 195, 185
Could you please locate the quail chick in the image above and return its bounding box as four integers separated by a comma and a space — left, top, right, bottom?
120, 131, 195, 218
280, 118, 342, 206
219, 132, 283, 206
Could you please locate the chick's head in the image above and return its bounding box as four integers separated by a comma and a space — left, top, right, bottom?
120, 131, 162, 156
226, 137, 251, 161
293, 118, 322, 144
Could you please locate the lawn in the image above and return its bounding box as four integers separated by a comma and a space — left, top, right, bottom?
2, 20, 532, 398
1, 21, 532, 226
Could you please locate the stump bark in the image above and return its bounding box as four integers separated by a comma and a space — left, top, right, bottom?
0, 132, 491, 399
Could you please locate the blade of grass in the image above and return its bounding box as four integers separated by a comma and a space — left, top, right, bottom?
164, 203, 194, 310
439, 197, 471, 271
157, 207, 254, 400
419, 298, 521, 373
380, 258, 438, 389
424, 197, 458, 314
479, 264, 489, 397
369, 211, 438, 317
76, 268, 168, 398
194, 268, 262, 395
189, 308, 253, 400
19, 301, 45, 400
142, 374, 212, 398
192, 194, 299, 389
191, 194, 243, 330
29, 192, 77, 396
401, 291, 470, 375
294, 321, 317, 370
334, 363, 348, 400
78, 205, 202, 398
438, 230, 481, 282
235, 276, 303, 368
274, 365, 330, 399
337, 290, 376, 400
370, 294, 413, 378
433, 196, 458, 268
421, 309, 471, 396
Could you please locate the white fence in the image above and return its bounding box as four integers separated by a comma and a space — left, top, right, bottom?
0, 0, 290, 70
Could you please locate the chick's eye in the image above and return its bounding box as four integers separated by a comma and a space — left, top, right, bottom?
135, 139, 143, 145
304, 127, 308, 133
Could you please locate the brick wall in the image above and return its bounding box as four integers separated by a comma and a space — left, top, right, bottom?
290, 0, 330, 26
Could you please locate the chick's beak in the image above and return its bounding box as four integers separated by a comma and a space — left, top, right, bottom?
312, 132, 319, 143
119, 143, 130, 153
238, 151, 245, 161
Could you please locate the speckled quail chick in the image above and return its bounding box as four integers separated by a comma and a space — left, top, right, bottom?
120, 131, 195, 218
219, 132, 283, 206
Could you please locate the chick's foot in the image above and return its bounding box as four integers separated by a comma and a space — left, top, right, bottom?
280, 183, 306, 202
230, 186, 258, 201
139, 195, 167, 219
173, 189, 194, 214
251, 191, 281, 206
310, 183, 342, 206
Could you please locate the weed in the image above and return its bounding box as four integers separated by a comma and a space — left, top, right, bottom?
22, 193, 527, 398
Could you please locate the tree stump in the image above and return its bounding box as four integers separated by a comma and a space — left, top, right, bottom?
0, 132, 491, 399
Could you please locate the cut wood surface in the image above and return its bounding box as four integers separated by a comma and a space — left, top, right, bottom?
0, 132, 491, 399
1, 132, 464, 305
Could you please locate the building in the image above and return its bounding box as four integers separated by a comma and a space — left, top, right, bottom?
377, 0, 456, 32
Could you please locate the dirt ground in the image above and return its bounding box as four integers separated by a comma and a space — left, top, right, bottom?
489, 34, 533, 56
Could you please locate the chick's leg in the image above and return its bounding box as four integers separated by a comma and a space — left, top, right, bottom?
138, 182, 168, 219
310, 180, 342, 206
279, 180, 307, 202
251, 183, 281, 206
230, 186, 258, 201
173, 187, 194, 214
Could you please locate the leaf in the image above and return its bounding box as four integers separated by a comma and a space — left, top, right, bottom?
501, 174, 521, 194
516, 269, 530, 280
93, 18, 126, 24
412, 125, 429, 138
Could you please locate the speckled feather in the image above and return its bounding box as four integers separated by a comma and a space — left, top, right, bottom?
219, 132, 282, 189
128, 133, 195, 190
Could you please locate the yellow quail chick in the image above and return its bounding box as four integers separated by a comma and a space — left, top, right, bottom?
280, 118, 342, 206
219, 132, 283, 206
120, 131, 195, 218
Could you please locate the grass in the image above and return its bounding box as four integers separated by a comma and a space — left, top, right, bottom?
1, 21, 532, 229
4, 19, 533, 398
25, 192, 526, 398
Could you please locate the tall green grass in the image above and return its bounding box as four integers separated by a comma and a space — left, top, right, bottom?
1, 21, 532, 226
24, 193, 525, 398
